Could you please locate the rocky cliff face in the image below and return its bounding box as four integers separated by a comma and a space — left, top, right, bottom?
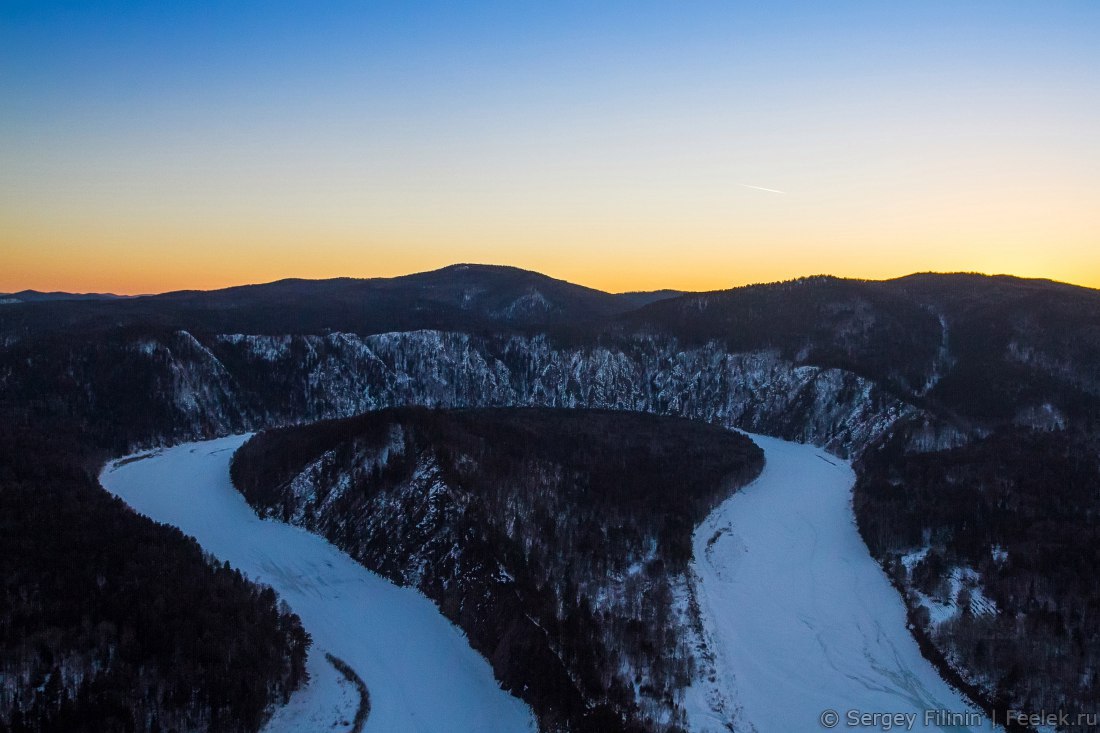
202, 330, 917, 455
0, 327, 915, 455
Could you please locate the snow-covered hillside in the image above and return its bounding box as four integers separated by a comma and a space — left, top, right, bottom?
230, 408, 765, 731
99, 435, 536, 733
685, 433, 996, 732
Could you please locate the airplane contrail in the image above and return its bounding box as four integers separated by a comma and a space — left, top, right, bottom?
736, 183, 787, 194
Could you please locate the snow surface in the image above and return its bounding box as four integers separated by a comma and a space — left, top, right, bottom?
684, 433, 997, 733
897, 550, 998, 628
99, 435, 536, 733
261, 648, 359, 732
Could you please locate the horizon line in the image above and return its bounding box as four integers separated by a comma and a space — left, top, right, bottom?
4, 264, 1097, 300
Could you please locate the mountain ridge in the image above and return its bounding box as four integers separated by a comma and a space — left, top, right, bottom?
6, 264, 1098, 303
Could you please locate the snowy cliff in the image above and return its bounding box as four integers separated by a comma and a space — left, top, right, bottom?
202, 330, 915, 455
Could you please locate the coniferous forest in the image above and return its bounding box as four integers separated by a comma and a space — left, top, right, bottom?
0, 426, 309, 733
855, 427, 1100, 717
232, 407, 764, 732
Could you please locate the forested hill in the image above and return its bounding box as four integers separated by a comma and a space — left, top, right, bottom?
0, 264, 668, 337
2, 265, 1099, 731
623, 273, 1100, 424
4, 265, 1097, 427
855, 427, 1100, 721
231, 408, 764, 732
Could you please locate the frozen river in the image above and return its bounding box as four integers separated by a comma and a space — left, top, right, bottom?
684, 433, 995, 732
101, 430, 995, 733
101, 434, 536, 733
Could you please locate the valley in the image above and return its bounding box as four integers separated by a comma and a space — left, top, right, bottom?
102, 426, 992, 732
6, 2, 1098, 727
4, 266, 1097, 731
100, 435, 537, 733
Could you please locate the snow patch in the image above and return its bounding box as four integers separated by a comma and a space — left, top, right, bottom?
1013, 402, 1066, 431
261, 647, 359, 732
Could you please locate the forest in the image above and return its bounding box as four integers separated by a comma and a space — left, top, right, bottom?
232, 407, 764, 732
0, 425, 309, 732
854, 427, 1100, 720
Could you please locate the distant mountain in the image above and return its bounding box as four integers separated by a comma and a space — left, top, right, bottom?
0, 264, 667, 336
611, 288, 682, 308
0, 289, 130, 304
880, 272, 1100, 422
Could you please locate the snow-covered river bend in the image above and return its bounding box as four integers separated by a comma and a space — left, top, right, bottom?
685, 433, 995, 732
101, 431, 995, 733
100, 435, 537, 733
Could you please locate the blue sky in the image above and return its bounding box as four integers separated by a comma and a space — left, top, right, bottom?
2, 1, 1098, 292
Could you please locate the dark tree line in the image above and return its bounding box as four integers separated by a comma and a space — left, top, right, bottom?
855, 427, 1100, 720
0, 423, 309, 733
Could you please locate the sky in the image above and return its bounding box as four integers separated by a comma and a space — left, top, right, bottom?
2, 1, 1098, 294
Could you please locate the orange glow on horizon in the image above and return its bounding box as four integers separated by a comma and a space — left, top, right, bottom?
4, 235, 1098, 297
4, 3, 1098, 299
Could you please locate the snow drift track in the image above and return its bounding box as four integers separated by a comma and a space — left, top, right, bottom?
100, 435, 536, 733
685, 433, 996, 733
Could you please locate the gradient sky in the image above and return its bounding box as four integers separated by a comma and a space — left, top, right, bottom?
2, 1, 1098, 294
